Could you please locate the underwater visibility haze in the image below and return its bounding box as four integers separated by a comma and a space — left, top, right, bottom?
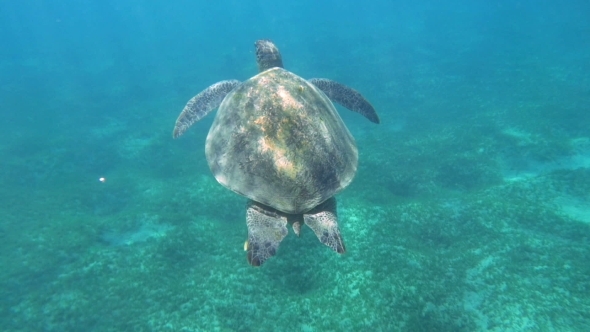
1, 0, 590, 331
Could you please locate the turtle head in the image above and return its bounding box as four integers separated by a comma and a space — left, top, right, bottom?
255, 39, 283, 72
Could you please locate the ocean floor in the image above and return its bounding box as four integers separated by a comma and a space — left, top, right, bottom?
1, 108, 589, 331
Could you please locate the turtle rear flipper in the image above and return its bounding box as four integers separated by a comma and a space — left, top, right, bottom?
309, 78, 380, 124
245, 201, 289, 266
173, 80, 241, 138
303, 197, 346, 254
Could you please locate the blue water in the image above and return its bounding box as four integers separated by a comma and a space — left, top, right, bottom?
1, 1, 590, 331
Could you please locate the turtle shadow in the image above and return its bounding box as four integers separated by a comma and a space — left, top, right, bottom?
266, 263, 319, 295
261, 234, 323, 295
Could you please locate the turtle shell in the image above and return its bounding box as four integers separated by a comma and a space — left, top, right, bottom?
205, 67, 358, 214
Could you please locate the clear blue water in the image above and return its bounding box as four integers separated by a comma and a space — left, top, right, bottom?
1, 1, 590, 331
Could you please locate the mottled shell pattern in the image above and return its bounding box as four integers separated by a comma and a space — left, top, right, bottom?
205, 67, 358, 214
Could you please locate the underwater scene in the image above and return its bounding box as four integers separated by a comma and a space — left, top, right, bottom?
1, 1, 589, 331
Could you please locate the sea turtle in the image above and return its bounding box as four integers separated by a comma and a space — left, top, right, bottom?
173, 40, 379, 266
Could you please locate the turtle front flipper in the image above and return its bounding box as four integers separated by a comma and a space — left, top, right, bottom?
308, 78, 380, 124
172, 80, 241, 138
245, 201, 289, 266
303, 197, 346, 254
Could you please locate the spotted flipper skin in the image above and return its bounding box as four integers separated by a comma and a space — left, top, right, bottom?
172, 80, 241, 138
303, 197, 345, 254
245, 201, 289, 266
308, 78, 380, 124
